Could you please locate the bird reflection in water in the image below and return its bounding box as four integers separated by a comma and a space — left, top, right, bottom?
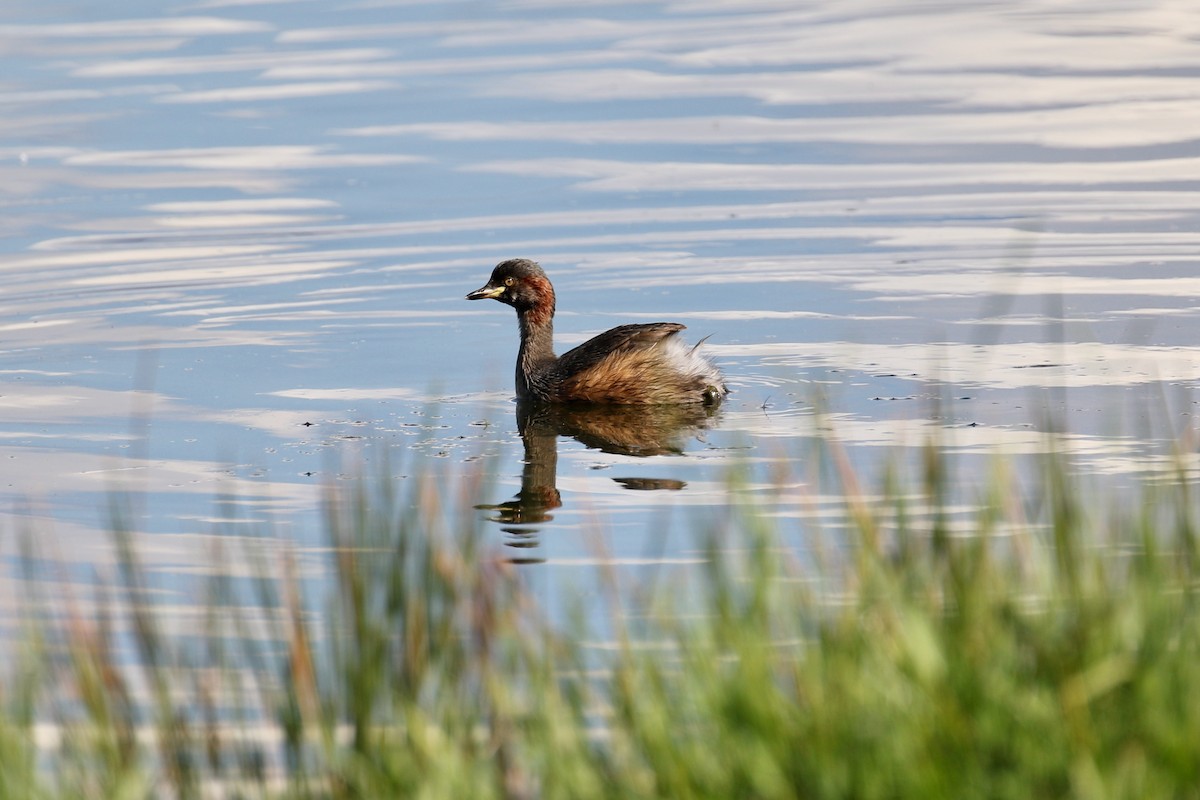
476, 401, 720, 561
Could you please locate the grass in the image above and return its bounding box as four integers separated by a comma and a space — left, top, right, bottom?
5, 428, 1200, 799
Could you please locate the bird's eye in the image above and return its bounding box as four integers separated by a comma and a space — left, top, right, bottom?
504, 277, 515, 287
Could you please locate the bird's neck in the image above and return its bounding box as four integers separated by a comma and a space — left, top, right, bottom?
516, 302, 557, 397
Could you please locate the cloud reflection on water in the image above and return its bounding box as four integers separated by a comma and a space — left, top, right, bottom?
344, 105, 1200, 148
713, 340, 1200, 390
468, 156, 1200, 192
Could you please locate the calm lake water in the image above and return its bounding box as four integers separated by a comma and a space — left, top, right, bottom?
2, 0, 1199, 628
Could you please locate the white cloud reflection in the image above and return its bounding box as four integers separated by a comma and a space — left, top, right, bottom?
0, 17, 271, 38
160, 80, 399, 104
344, 103, 1200, 148
73, 48, 392, 78
145, 198, 337, 213
468, 156, 1200, 193
711, 340, 1200, 390
63, 145, 421, 170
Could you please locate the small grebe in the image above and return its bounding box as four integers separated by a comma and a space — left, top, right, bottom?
467, 258, 726, 405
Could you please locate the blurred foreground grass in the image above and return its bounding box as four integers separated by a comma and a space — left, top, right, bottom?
5, 430, 1200, 799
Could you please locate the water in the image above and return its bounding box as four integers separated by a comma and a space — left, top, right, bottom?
2, 0, 1199, 621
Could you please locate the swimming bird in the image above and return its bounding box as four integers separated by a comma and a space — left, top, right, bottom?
467, 258, 727, 405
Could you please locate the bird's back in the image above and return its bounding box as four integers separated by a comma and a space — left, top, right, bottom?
552, 323, 725, 405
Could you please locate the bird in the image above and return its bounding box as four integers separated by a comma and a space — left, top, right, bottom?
467, 258, 727, 405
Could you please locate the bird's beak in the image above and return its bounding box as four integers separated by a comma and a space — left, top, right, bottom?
467, 283, 505, 301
